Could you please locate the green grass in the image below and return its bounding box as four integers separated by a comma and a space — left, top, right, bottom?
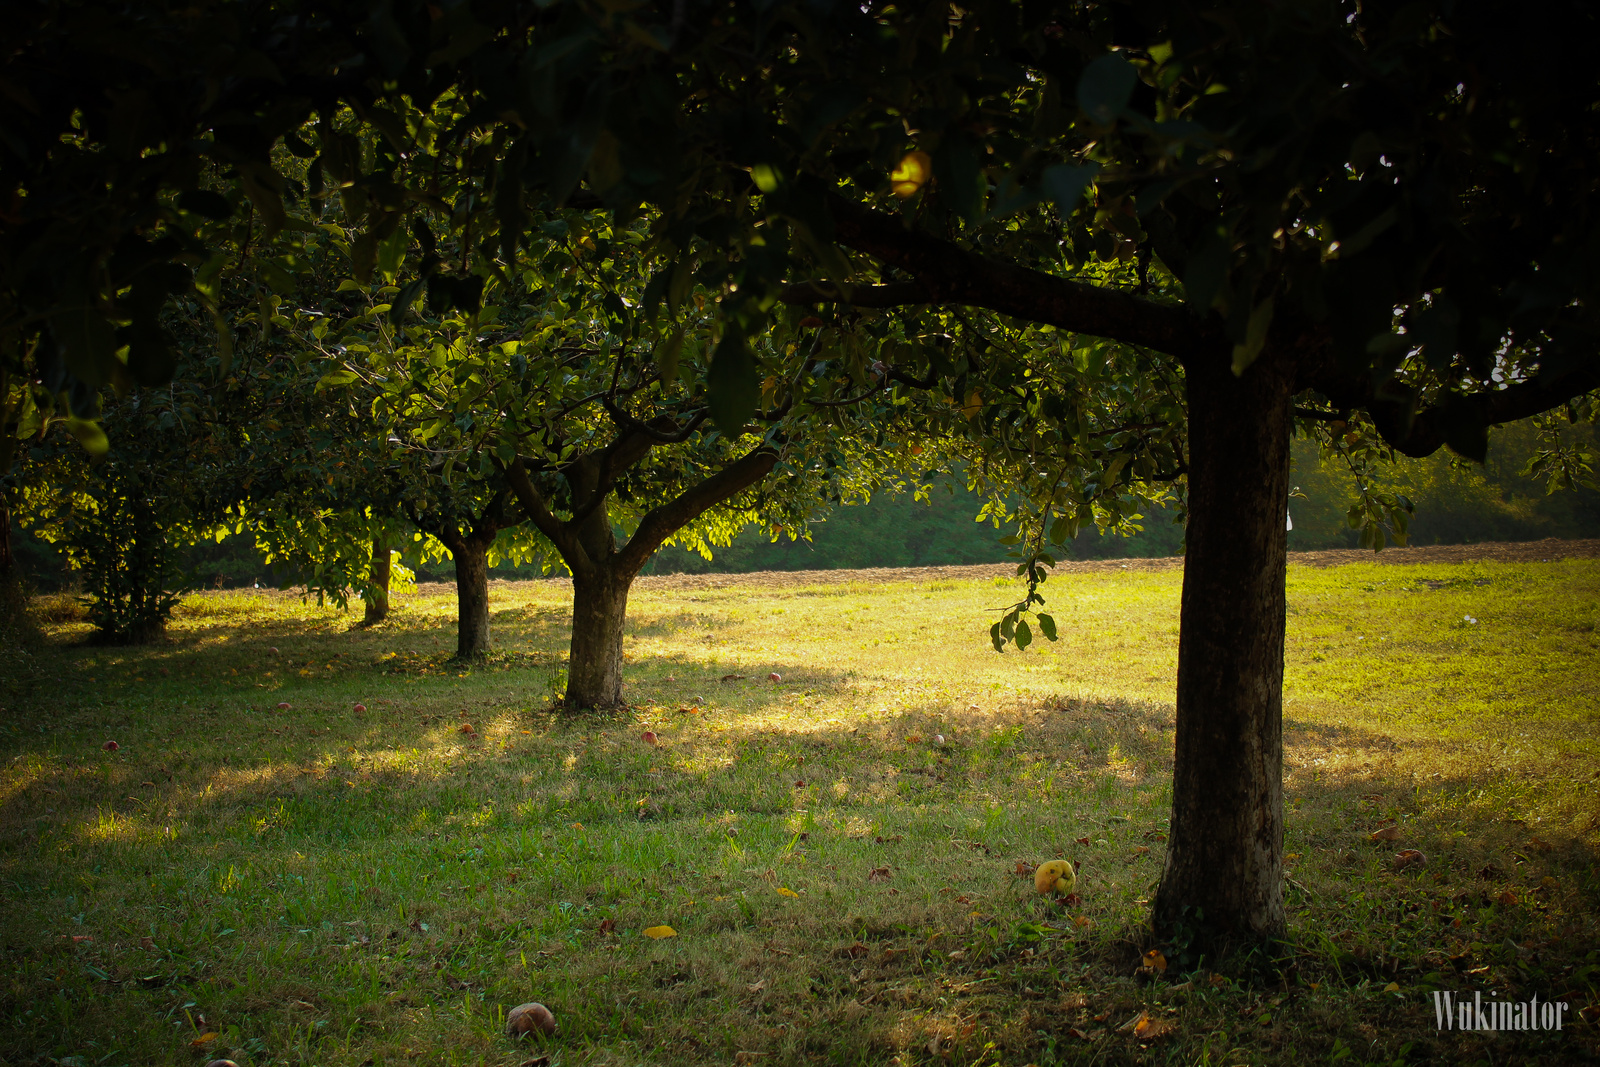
2, 559, 1598, 1066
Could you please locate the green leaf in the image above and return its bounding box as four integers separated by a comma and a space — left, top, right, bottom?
65, 417, 108, 456
933, 134, 986, 222
351, 231, 379, 285
1231, 297, 1275, 375
317, 368, 360, 390
52, 311, 117, 387
389, 277, 426, 326
990, 621, 1005, 652
1077, 54, 1139, 125
1015, 619, 1033, 650
1037, 613, 1058, 641
1040, 163, 1100, 218
211, 307, 233, 376
177, 189, 234, 220
1183, 231, 1231, 311
656, 328, 684, 381
707, 333, 760, 435
751, 163, 783, 194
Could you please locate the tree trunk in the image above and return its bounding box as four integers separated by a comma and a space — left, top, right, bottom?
0, 493, 13, 578
565, 564, 633, 709
363, 538, 391, 626
453, 538, 491, 660
1152, 347, 1295, 945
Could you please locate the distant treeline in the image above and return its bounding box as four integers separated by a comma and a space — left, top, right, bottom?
15, 423, 1598, 589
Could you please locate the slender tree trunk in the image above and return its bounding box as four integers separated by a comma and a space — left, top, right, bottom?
565, 564, 633, 709
453, 538, 491, 660
0, 493, 13, 579
363, 538, 391, 626
1152, 347, 1295, 944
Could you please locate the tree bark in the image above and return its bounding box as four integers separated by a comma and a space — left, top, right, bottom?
452, 537, 491, 660
1152, 346, 1295, 944
0, 494, 12, 579
363, 537, 391, 625
565, 563, 634, 709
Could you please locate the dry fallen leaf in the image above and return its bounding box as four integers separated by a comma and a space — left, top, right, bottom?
1072, 915, 1091, 928
1394, 849, 1428, 870
1141, 949, 1168, 973
1132, 845, 1151, 856
838, 942, 869, 959
1116, 1011, 1149, 1034
868, 866, 892, 883
1383, 981, 1400, 992
1067, 1027, 1093, 1041
1369, 826, 1402, 842
747, 979, 767, 993
598, 918, 617, 935
189, 1032, 219, 1048
1498, 890, 1518, 906
643, 925, 677, 939
776, 886, 800, 898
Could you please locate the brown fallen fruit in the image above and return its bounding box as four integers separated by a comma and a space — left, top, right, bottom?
1394, 849, 1428, 870
102, 740, 119, 751
507, 1001, 557, 1036
642, 730, 659, 746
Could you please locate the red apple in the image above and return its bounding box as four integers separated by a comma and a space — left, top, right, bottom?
642, 731, 658, 746
768, 672, 781, 683
101, 740, 119, 751
277, 702, 292, 710
353, 704, 367, 712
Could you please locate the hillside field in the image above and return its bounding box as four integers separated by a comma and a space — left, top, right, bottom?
1, 544, 1598, 1066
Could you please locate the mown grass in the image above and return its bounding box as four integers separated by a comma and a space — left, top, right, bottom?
1, 558, 1597, 1067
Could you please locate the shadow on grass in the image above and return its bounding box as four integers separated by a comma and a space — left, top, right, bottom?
2, 605, 1597, 1066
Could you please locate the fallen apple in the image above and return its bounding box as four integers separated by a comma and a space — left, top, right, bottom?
1034, 859, 1077, 896
204, 1061, 241, 1067
642, 731, 659, 746
665, 675, 677, 683
269, 647, 279, 654
102, 740, 119, 751
768, 672, 782, 683
933, 734, 946, 746
507, 1001, 557, 1036
353, 703, 367, 713
277, 702, 291, 710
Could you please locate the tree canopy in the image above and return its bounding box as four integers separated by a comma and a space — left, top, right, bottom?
7, 0, 1599, 947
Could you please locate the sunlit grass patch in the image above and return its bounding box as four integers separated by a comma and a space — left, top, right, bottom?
2, 559, 1597, 1065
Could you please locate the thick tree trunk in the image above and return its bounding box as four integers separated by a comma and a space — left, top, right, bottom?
363, 538, 391, 626
453, 538, 491, 660
1152, 348, 1295, 944
565, 565, 633, 709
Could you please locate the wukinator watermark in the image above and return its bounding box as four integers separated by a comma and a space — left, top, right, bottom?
1433, 990, 1571, 1032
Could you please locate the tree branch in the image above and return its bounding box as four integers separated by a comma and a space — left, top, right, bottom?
502, 456, 592, 575
790, 194, 1221, 363
778, 281, 931, 307
613, 447, 780, 576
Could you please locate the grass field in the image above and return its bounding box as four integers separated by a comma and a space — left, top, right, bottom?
2, 555, 1598, 1066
